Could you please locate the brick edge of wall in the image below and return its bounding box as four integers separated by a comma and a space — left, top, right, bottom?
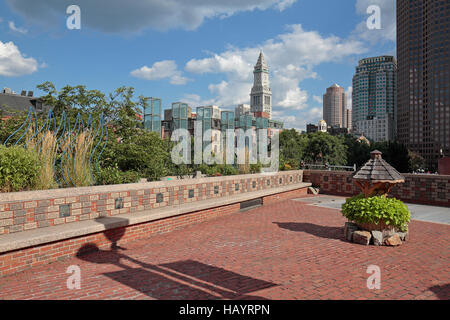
0, 187, 308, 278
303, 170, 450, 207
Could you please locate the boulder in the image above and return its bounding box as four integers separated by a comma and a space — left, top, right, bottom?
384, 234, 402, 246
352, 231, 372, 245
344, 222, 359, 242
371, 230, 383, 246
397, 231, 409, 241
382, 228, 397, 241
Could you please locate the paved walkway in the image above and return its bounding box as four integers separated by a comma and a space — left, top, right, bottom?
0, 197, 449, 300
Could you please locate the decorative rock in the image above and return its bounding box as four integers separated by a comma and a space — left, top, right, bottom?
382, 228, 397, 241
384, 234, 402, 246
371, 230, 383, 246
344, 222, 359, 242
352, 231, 372, 245
397, 231, 409, 241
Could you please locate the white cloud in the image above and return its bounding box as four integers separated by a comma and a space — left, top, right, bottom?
353, 0, 396, 44
130, 60, 190, 85
8, 21, 28, 34
185, 24, 366, 111
313, 95, 323, 104
6, 0, 297, 33
179, 93, 215, 108
0, 41, 39, 77
276, 0, 296, 11
273, 107, 323, 131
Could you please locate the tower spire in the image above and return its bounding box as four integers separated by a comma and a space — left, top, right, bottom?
250, 52, 272, 119
256, 51, 267, 68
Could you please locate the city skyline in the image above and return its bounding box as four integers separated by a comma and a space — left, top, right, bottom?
0, 0, 396, 131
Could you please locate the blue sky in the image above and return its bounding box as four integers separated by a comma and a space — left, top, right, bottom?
0, 0, 396, 130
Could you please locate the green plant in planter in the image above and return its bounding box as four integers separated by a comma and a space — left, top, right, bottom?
0, 145, 41, 192
341, 194, 410, 232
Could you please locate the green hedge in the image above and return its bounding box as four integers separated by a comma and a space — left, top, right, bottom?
0, 146, 41, 192
341, 194, 410, 232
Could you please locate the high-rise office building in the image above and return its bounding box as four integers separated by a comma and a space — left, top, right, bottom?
323, 84, 347, 128
235, 104, 251, 118
143, 97, 162, 136
352, 56, 397, 142
197, 105, 222, 154
397, 0, 450, 170
250, 52, 272, 119
346, 108, 352, 131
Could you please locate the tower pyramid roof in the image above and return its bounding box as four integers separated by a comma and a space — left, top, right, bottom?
255, 51, 268, 68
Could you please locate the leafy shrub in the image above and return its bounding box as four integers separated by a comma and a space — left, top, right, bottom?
95, 166, 140, 185
341, 194, 410, 232
0, 146, 41, 192
250, 163, 262, 174
99, 131, 169, 182
220, 165, 238, 176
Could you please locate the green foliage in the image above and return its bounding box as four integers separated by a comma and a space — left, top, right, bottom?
341, 194, 410, 232
280, 129, 306, 161
0, 115, 28, 146
99, 130, 169, 182
250, 162, 262, 174
371, 141, 410, 173
303, 132, 347, 165
0, 146, 41, 192
95, 166, 140, 185
408, 150, 425, 172
221, 165, 239, 176
342, 134, 371, 168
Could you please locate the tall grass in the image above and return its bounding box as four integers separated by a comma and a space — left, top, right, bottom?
26, 130, 58, 190
60, 131, 94, 187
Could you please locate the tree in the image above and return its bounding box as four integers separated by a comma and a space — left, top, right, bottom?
408, 151, 425, 172
343, 134, 371, 168
100, 130, 170, 181
279, 129, 307, 169
303, 132, 347, 165
372, 141, 410, 173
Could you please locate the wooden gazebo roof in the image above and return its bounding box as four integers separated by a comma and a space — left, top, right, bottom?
353, 150, 405, 183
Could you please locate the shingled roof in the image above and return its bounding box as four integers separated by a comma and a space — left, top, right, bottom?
353, 150, 405, 183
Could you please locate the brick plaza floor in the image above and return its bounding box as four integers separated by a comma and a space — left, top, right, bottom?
0, 197, 449, 300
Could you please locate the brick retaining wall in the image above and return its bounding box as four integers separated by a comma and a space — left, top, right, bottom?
0, 187, 309, 277
0, 171, 304, 236
303, 170, 450, 207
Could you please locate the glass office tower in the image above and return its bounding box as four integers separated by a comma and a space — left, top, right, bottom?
143, 97, 162, 135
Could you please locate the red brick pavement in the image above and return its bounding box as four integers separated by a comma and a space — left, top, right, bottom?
0, 197, 448, 300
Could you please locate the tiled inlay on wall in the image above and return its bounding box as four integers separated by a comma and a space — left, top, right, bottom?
188, 189, 195, 198
214, 186, 219, 194
252, 181, 257, 188
59, 204, 70, 218
156, 193, 164, 203
235, 184, 239, 191
115, 198, 124, 209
